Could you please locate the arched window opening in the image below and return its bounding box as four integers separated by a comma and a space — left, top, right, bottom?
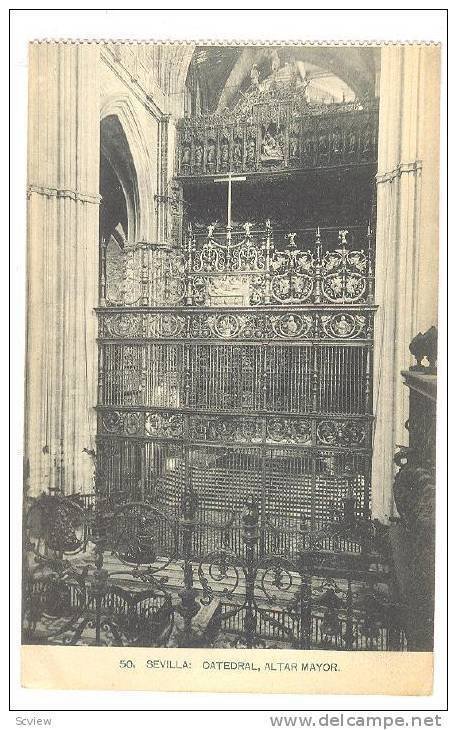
99, 151, 128, 247
100, 114, 139, 244
99, 114, 141, 309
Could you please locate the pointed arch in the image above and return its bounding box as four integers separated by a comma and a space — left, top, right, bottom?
166, 44, 196, 117
101, 94, 155, 241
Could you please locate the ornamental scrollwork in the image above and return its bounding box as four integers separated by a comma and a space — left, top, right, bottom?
105, 244, 143, 306
101, 224, 373, 309
189, 415, 264, 444
316, 420, 367, 447
101, 411, 142, 436
191, 312, 263, 340
156, 248, 187, 306
145, 411, 184, 439
98, 310, 372, 342
24, 492, 410, 650
212, 313, 243, 339
321, 234, 367, 304
25, 493, 88, 557
96, 411, 373, 450
189, 230, 266, 274
147, 313, 186, 339
266, 417, 312, 445
100, 312, 142, 338
215, 313, 264, 339
270, 242, 314, 305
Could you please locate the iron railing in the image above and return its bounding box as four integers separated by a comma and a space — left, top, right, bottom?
23, 490, 409, 650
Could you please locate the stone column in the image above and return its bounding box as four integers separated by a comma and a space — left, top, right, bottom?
372, 44, 440, 520
158, 114, 170, 242
26, 42, 101, 496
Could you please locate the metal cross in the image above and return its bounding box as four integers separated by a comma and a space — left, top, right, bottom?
214, 170, 247, 229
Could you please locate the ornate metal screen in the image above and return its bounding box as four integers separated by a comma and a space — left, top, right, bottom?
96, 223, 375, 555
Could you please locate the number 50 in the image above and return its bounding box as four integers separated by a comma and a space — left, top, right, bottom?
119, 659, 135, 669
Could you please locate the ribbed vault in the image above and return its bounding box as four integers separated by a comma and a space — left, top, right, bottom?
181, 45, 380, 115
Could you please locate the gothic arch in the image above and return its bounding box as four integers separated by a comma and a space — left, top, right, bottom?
100, 95, 155, 241
165, 44, 196, 116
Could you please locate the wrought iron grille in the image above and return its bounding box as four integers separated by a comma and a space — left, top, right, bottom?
100, 224, 374, 309
97, 223, 375, 555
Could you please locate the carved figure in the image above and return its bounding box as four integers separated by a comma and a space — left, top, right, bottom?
362, 126, 371, 154
207, 140, 216, 169
285, 314, 299, 335
181, 144, 191, 167
289, 62, 301, 91
233, 137, 242, 166
333, 315, 352, 337
302, 70, 311, 99
246, 137, 256, 164
250, 64, 260, 88
303, 137, 313, 162
347, 130, 356, 155
220, 138, 229, 166
332, 128, 342, 154
287, 232, 297, 247
270, 49, 281, 74
318, 133, 329, 156
289, 135, 299, 159
194, 144, 203, 168
261, 129, 283, 161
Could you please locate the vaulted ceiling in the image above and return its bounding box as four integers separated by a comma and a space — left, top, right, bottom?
188, 45, 380, 114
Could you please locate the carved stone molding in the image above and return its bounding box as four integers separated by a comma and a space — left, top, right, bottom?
101, 44, 167, 119
375, 160, 422, 185
27, 184, 102, 205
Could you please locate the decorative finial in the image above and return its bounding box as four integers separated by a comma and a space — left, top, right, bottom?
287, 232, 297, 248
241, 495, 259, 546
243, 221, 252, 238
338, 229, 349, 247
